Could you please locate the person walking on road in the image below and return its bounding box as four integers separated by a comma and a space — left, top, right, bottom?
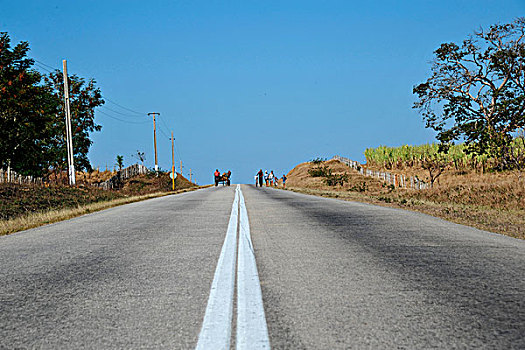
214, 169, 220, 187
255, 174, 259, 186
257, 169, 264, 187
264, 171, 269, 186
269, 171, 274, 186
282, 174, 287, 188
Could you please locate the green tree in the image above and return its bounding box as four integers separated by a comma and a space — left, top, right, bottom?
0, 32, 60, 176
0, 32, 104, 177
116, 155, 124, 171
413, 18, 525, 168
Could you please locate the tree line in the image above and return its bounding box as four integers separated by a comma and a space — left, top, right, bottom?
0, 32, 103, 178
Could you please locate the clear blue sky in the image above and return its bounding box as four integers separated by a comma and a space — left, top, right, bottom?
2, 1, 523, 184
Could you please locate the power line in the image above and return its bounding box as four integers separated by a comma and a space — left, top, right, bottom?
157, 115, 183, 161
33, 62, 55, 74
173, 134, 182, 160
31, 59, 146, 119
157, 125, 171, 139
34, 59, 58, 71
100, 105, 147, 119
97, 110, 150, 124
102, 96, 145, 115
159, 114, 171, 133
157, 119, 183, 160
153, 114, 171, 137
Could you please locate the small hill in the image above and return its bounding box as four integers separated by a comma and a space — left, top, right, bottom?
121, 172, 196, 195
286, 159, 388, 195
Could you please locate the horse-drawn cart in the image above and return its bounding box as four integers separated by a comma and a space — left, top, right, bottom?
215, 171, 231, 186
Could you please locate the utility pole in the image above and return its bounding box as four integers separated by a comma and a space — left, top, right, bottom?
180, 160, 183, 177
171, 131, 175, 191
189, 169, 192, 183
62, 60, 76, 185
148, 112, 160, 175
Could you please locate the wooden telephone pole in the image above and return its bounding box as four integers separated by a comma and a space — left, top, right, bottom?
171, 131, 175, 190
148, 112, 160, 175
62, 60, 76, 185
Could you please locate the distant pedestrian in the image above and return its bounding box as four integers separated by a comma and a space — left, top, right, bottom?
282, 174, 287, 188
269, 171, 274, 186
214, 169, 220, 187
264, 171, 269, 186
257, 169, 264, 187
255, 174, 258, 186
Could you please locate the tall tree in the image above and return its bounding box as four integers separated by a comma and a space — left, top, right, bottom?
413, 18, 525, 167
0, 32, 59, 176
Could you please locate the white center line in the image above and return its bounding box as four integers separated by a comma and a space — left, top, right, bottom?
195, 186, 239, 350
237, 186, 271, 349
196, 185, 270, 349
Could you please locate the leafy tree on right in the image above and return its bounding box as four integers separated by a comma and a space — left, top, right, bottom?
413, 17, 525, 170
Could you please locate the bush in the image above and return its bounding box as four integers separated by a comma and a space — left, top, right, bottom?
349, 182, 367, 192
310, 157, 327, 165
378, 196, 392, 203
308, 166, 330, 177
325, 173, 348, 186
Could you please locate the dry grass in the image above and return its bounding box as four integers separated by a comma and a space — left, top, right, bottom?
0, 187, 199, 236
287, 159, 386, 194
285, 160, 525, 240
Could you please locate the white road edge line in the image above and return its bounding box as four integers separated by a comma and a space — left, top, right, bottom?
195, 185, 240, 350
237, 186, 271, 349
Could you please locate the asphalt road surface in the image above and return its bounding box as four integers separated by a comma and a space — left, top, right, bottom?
1, 185, 524, 349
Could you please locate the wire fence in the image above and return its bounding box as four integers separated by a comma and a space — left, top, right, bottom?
332, 155, 429, 190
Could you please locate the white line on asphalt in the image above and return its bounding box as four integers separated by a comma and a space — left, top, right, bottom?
237, 186, 271, 349
195, 186, 240, 350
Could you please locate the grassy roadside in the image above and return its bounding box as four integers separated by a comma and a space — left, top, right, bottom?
0, 187, 201, 237
284, 160, 525, 240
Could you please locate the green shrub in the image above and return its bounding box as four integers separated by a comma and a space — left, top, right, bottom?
308, 166, 330, 177
349, 182, 367, 192
325, 173, 348, 186
310, 157, 327, 165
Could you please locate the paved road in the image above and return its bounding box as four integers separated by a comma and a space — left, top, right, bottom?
1, 185, 524, 349
244, 186, 525, 349
0, 188, 234, 349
